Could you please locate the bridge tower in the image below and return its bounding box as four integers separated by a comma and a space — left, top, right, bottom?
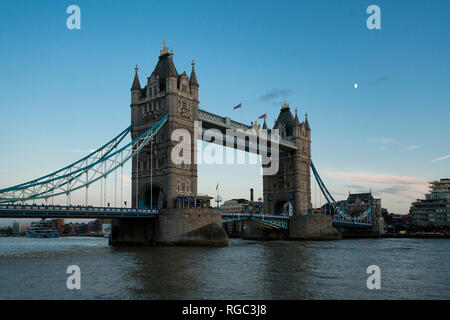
130, 42, 199, 209
263, 101, 311, 216
110, 43, 227, 246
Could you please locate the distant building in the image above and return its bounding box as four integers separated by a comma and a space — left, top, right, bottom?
384, 213, 411, 225
0, 226, 11, 235
12, 222, 30, 234
330, 192, 384, 236
88, 220, 101, 233
220, 197, 264, 237
410, 178, 450, 226
221, 199, 249, 213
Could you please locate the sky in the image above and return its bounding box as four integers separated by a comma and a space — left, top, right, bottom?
0, 0, 449, 226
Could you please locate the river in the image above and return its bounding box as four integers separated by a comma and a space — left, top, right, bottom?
0, 237, 449, 299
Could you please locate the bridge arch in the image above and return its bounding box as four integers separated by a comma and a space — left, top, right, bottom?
140, 182, 166, 209
274, 200, 294, 216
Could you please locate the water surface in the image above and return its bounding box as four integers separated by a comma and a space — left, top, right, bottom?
0, 237, 448, 299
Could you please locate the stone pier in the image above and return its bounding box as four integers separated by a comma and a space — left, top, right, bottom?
289, 215, 341, 240
109, 208, 228, 246
242, 224, 288, 240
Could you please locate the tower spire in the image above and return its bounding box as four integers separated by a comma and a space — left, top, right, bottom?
160, 40, 170, 56
294, 107, 300, 125
131, 64, 141, 91
304, 112, 310, 131
189, 59, 199, 87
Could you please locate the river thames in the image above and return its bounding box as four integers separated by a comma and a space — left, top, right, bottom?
0, 237, 449, 300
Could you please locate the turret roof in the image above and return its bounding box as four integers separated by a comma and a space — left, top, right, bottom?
274, 100, 296, 136
131, 65, 141, 91
189, 60, 199, 87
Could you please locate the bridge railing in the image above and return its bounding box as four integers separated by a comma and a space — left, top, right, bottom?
198, 109, 297, 150
0, 204, 159, 214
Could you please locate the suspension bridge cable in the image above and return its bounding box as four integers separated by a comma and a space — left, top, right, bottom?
136, 152, 139, 208
0, 114, 168, 204
120, 153, 123, 208
0, 125, 132, 193
150, 139, 153, 209
115, 164, 117, 207
104, 161, 107, 206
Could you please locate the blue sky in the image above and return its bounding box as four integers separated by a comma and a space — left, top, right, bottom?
0, 0, 449, 224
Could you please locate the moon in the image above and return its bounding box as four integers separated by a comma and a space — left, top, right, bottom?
354, 83, 358, 89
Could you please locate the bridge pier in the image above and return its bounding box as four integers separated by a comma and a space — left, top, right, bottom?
288, 215, 341, 240
110, 208, 228, 246
109, 218, 158, 246
242, 224, 288, 240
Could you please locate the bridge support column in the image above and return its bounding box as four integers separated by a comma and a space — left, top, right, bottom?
109, 208, 228, 246
242, 224, 288, 240
157, 208, 228, 246
109, 218, 158, 246
289, 216, 341, 240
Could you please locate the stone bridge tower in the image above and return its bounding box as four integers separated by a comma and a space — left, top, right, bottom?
130, 43, 199, 209
263, 101, 311, 216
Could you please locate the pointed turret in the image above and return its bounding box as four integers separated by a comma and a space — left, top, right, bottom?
189, 60, 199, 87
151, 41, 179, 91
305, 112, 311, 131
262, 118, 268, 129
131, 65, 141, 91
294, 107, 300, 126
274, 100, 296, 137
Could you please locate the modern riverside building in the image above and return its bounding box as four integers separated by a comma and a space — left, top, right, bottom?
410, 178, 450, 226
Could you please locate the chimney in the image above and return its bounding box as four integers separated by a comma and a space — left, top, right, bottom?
250, 188, 254, 202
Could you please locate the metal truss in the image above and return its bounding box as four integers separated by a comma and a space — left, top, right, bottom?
311, 161, 373, 225
221, 213, 289, 229
0, 114, 168, 203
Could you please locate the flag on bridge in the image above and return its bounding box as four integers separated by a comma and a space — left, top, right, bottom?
233, 103, 242, 110
258, 113, 267, 119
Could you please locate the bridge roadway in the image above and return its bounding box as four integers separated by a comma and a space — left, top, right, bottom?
198, 109, 298, 153
0, 204, 371, 229
0, 204, 289, 228
0, 204, 159, 219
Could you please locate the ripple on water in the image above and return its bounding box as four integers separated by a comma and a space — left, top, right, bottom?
0, 237, 449, 299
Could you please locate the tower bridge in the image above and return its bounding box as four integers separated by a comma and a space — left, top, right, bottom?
0, 43, 384, 244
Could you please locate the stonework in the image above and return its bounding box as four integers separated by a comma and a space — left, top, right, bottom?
289, 216, 341, 240
157, 208, 228, 245
109, 208, 228, 246
130, 44, 199, 210
263, 102, 312, 216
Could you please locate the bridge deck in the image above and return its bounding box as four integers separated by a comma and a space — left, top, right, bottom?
0, 204, 158, 219
0, 204, 373, 229
198, 109, 298, 152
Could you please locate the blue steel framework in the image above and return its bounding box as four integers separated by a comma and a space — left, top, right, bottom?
310, 162, 373, 226
0, 111, 372, 229
0, 114, 168, 205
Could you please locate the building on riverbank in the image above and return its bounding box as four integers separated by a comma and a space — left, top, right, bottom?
12, 222, 30, 235
410, 178, 450, 227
